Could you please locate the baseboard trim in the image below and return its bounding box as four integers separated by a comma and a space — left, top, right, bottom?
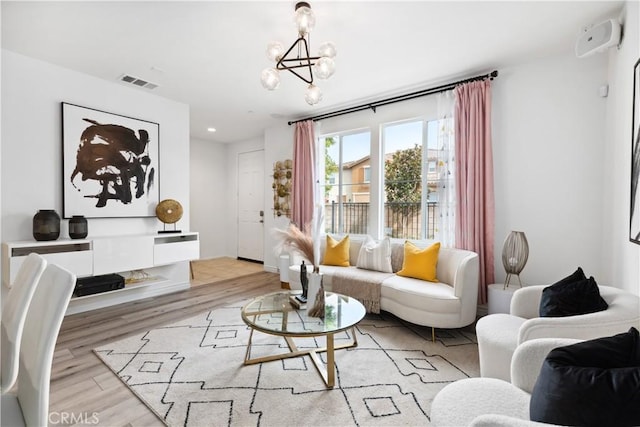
237, 257, 264, 265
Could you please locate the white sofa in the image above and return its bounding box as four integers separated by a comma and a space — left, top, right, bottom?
287, 236, 479, 331
431, 337, 582, 426
476, 284, 640, 381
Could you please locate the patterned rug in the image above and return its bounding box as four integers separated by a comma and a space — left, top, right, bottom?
94, 299, 479, 426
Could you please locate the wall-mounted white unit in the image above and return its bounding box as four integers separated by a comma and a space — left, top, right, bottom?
154, 234, 200, 266
92, 235, 155, 276
2, 232, 200, 314
2, 240, 93, 286
575, 18, 621, 58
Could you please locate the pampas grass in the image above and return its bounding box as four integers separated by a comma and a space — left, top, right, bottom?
272, 223, 314, 265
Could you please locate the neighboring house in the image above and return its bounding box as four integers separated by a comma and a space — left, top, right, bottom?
325, 147, 439, 202
344, 155, 371, 203
325, 155, 370, 203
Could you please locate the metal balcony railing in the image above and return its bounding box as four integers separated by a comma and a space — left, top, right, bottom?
326, 201, 437, 239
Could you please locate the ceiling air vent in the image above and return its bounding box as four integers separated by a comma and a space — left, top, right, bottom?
118, 74, 159, 90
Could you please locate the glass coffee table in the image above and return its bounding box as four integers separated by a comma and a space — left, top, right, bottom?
241, 291, 366, 388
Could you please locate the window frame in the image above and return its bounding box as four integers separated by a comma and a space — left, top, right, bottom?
320, 129, 371, 235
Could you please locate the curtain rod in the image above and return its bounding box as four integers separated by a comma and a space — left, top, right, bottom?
288, 70, 498, 125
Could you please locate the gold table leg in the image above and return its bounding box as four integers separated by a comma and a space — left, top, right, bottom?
243, 326, 358, 388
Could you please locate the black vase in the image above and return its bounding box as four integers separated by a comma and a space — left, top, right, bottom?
33, 210, 60, 241
69, 215, 88, 239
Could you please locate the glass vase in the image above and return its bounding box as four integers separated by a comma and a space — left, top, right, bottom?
306, 272, 325, 318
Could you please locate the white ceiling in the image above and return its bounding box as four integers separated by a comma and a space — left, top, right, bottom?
1, 1, 623, 144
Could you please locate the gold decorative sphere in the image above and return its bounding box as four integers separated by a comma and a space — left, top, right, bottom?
156, 199, 183, 224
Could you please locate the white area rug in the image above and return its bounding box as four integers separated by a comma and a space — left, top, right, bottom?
94, 299, 479, 426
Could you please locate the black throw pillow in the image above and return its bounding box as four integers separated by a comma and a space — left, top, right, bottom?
539, 269, 608, 317
530, 327, 640, 426
549, 267, 587, 287
538, 266, 586, 317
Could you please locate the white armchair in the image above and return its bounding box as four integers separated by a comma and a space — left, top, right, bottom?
431, 338, 581, 427
475, 285, 640, 381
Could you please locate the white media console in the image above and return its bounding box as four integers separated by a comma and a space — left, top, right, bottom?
1, 232, 199, 315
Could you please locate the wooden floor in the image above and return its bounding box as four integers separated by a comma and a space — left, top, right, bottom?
49, 258, 281, 426
189, 257, 264, 287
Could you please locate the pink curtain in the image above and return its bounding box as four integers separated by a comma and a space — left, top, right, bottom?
291, 120, 316, 230
454, 80, 495, 305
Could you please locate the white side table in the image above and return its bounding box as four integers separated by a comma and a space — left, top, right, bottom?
487, 284, 520, 314
278, 254, 290, 289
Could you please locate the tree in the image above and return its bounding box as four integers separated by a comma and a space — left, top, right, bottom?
384, 145, 422, 203
384, 145, 422, 239
324, 137, 338, 198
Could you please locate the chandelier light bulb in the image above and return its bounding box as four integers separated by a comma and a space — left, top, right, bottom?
294, 4, 315, 35
318, 42, 337, 58
260, 68, 280, 90
314, 57, 335, 79
305, 84, 323, 105
261, 2, 332, 104
266, 41, 284, 62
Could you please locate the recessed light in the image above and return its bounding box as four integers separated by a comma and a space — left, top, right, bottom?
207, 127, 217, 132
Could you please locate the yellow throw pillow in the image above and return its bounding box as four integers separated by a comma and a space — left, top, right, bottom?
397, 241, 440, 282
323, 235, 350, 267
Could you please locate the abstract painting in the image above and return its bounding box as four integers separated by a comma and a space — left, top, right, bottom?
631, 58, 640, 244
62, 103, 159, 218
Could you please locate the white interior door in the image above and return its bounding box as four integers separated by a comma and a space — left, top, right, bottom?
237, 150, 264, 262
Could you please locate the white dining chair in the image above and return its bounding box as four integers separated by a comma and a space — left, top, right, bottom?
1, 263, 76, 427
1, 253, 48, 392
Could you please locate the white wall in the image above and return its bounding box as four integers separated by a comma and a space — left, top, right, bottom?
190, 137, 227, 259
1, 49, 190, 241
603, 0, 640, 295
492, 52, 609, 286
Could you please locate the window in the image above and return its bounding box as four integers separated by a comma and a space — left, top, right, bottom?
363, 166, 371, 183
382, 119, 442, 240
323, 131, 371, 235
318, 98, 454, 242
427, 161, 437, 174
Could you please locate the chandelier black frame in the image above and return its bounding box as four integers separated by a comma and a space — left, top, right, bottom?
261, 1, 336, 105
276, 27, 318, 85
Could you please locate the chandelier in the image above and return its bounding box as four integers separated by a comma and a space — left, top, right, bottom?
260, 2, 336, 105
